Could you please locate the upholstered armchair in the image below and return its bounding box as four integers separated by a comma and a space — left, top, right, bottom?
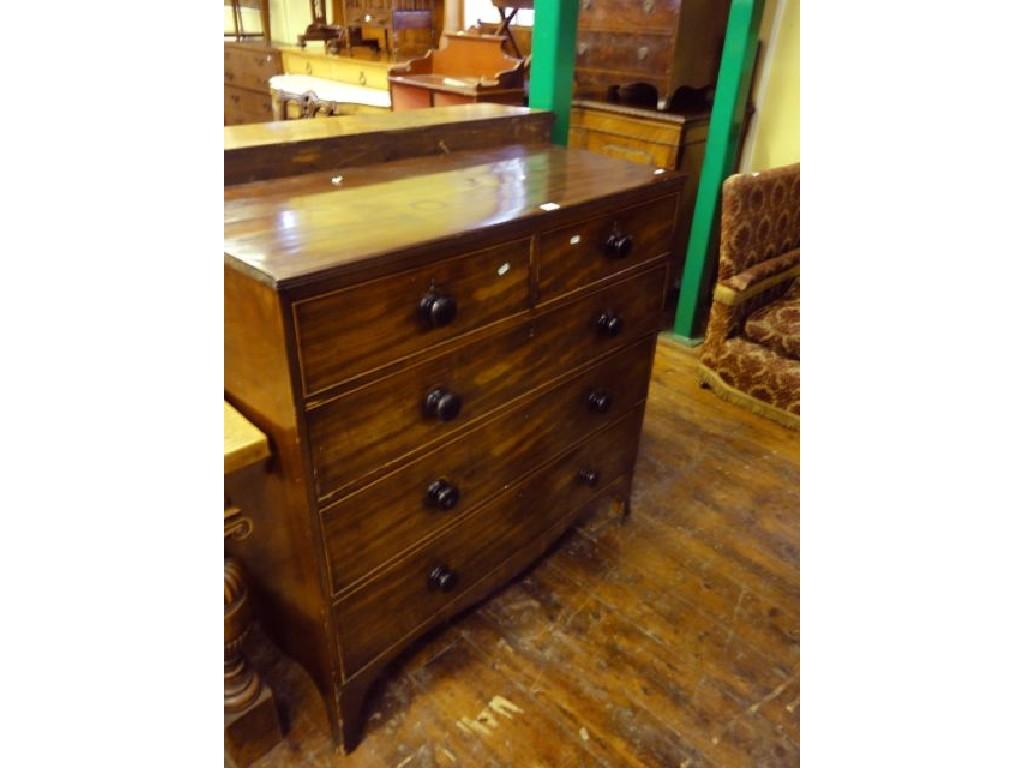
699, 162, 800, 428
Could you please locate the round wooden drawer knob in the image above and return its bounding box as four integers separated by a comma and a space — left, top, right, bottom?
423, 388, 462, 421
419, 290, 457, 328
587, 389, 612, 414
596, 311, 624, 337
604, 232, 634, 259
425, 479, 460, 511
428, 565, 458, 592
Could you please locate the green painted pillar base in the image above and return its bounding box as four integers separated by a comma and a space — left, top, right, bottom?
528, 0, 580, 145
673, 0, 765, 339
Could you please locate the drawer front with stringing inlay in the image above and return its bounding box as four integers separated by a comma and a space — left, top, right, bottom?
306, 264, 667, 498
334, 405, 647, 675
537, 195, 678, 301
320, 337, 656, 595
295, 238, 532, 396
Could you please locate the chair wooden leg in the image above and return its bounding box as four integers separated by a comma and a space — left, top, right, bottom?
225, 558, 282, 768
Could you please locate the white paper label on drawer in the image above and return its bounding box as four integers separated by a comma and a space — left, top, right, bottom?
497, 262, 511, 277
570, 235, 582, 245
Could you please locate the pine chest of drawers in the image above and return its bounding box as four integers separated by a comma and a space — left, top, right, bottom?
224, 144, 684, 751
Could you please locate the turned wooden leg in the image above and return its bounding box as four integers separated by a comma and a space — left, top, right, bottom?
225, 558, 282, 768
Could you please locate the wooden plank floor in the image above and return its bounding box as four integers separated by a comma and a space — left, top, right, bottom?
248, 335, 800, 767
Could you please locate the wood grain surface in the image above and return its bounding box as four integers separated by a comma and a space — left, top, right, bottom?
224, 145, 684, 290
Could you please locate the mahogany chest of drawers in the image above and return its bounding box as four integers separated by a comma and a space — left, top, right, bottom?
224, 144, 685, 751
574, 0, 731, 102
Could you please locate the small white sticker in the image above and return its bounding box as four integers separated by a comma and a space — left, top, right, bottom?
331, 175, 343, 186
497, 262, 511, 277
539, 202, 561, 211
654, 168, 666, 175
570, 235, 582, 246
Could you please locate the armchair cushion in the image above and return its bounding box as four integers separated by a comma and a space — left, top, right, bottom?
715, 337, 800, 416
744, 295, 800, 360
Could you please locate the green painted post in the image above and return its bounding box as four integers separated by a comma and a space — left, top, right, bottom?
529, 0, 580, 145
673, 0, 764, 341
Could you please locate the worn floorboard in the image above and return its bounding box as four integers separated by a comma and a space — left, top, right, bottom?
248, 335, 800, 767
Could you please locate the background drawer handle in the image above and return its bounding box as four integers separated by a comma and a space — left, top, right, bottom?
604, 230, 634, 259
586, 389, 612, 414
428, 565, 458, 592
577, 469, 600, 487
596, 311, 624, 337
419, 290, 458, 329
425, 479, 460, 510
423, 388, 462, 421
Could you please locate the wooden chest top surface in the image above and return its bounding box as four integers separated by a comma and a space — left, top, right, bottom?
223, 144, 683, 289
224, 104, 546, 151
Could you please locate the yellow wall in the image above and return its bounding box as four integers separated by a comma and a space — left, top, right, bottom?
743, 0, 799, 172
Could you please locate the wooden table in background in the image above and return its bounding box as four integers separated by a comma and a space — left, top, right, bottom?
224, 403, 282, 768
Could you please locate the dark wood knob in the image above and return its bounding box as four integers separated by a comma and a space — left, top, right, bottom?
418, 290, 457, 328
423, 388, 462, 421
604, 231, 633, 259
586, 389, 612, 414
596, 311, 624, 337
577, 469, 600, 487
428, 565, 458, 592
425, 479, 460, 510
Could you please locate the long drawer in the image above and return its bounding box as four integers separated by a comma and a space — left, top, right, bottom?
225, 85, 274, 126
537, 195, 677, 301
321, 336, 655, 595
578, 0, 680, 31
576, 30, 674, 80
334, 406, 646, 675
224, 45, 282, 93
295, 239, 532, 396
307, 264, 667, 498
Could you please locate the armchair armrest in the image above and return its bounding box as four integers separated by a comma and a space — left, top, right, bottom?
715, 248, 799, 306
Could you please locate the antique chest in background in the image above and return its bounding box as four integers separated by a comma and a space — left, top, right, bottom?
224, 144, 685, 751
224, 41, 283, 126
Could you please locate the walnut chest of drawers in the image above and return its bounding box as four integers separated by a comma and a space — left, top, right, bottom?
224, 144, 685, 752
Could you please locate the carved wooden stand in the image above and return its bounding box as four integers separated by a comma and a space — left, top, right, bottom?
225, 512, 282, 767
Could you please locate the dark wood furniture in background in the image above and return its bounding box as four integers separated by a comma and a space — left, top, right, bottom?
569, 99, 710, 300
224, 103, 552, 184
224, 144, 686, 752
224, 404, 283, 768
388, 33, 525, 110
574, 0, 731, 102
298, 0, 346, 53
225, 41, 284, 125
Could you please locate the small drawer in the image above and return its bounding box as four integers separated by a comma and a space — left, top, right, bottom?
334, 405, 645, 676
295, 239, 532, 396
320, 337, 656, 596
224, 47, 281, 92
537, 195, 677, 300
306, 264, 667, 497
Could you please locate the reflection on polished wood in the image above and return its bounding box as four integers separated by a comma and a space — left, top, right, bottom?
224, 104, 553, 185
224, 144, 683, 289
244, 337, 800, 767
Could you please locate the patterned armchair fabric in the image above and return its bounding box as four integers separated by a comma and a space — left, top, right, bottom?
699, 163, 800, 428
